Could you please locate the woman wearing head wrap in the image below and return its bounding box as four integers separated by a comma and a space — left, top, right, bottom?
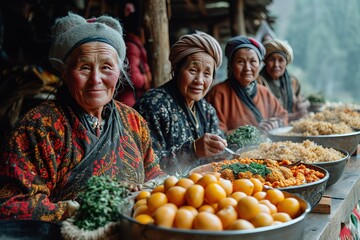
134, 31, 227, 175
0, 12, 164, 222
258, 38, 309, 121
206, 36, 288, 133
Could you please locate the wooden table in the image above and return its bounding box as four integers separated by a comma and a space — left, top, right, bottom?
304, 153, 360, 240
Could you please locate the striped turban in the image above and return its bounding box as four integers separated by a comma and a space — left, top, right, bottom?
263, 39, 294, 65
169, 31, 222, 70
225, 36, 265, 63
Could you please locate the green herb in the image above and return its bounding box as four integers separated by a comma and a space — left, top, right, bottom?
226, 125, 266, 149
221, 162, 271, 177
308, 93, 326, 103
74, 176, 130, 230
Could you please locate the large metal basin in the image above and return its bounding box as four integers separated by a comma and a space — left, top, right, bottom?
237, 145, 349, 187
118, 191, 310, 240
189, 161, 328, 209
267, 126, 360, 155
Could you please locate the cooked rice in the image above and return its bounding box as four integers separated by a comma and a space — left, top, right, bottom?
239, 140, 346, 163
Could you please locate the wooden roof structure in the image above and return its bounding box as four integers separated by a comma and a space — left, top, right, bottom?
137, 0, 275, 87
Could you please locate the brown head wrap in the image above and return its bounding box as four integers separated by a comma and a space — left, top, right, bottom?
169, 31, 222, 71
263, 39, 293, 65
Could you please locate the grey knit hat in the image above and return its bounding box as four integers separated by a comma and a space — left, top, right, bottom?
49, 12, 126, 71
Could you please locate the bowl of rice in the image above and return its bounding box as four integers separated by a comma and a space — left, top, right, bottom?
237, 140, 349, 187
267, 122, 360, 155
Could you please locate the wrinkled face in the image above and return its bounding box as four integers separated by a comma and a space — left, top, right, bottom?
63, 42, 120, 115
265, 52, 287, 80
176, 52, 215, 107
230, 48, 261, 88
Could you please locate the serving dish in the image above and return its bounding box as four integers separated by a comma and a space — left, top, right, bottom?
118, 190, 310, 240
267, 126, 360, 155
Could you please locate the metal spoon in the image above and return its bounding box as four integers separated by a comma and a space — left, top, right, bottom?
224, 147, 242, 158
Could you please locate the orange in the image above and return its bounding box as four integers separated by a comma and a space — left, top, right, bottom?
151, 185, 165, 193
173, 208, 196, 229
135, 214, 154, 225
153, 204, 176, 228
253, 191, 267, 201
205, 182, 226, 204
175, 178, 194, 189
162, 203, 178, 212
133, 198, 147, 210
164, 176, 179, 192
251, 212, 274, 228
250, 178, 263, 194
193, 212, 223, 231
188, 173, 203, 184
259, 199, 278, 215
185, 184, 205, 208
197, 174, 218, 188
237, 196, 261, 221
208, 171, 221, 180
166, 186, 186, 207
230, 191, 247, 201
147, 192, 168, 212
277, 197, 301, 218
133, 205, 151, 218
216, 206, 238, 229
179, 205, 198, 216
198, 204, 215, 214
229, 219, 255, 230
218, 178, 233, 196
272, 212, 292, 222
265, 189, 285, 205
232, 179, 254, 196
136, 191, 151, 201
217, 197, 238, 210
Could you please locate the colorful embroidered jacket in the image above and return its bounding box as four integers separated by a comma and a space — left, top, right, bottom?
0, 99, 163, 222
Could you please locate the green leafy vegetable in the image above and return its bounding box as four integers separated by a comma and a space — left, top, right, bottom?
74, 176, 130, 230
226, 125, 267, 149
221, 162, 271, 177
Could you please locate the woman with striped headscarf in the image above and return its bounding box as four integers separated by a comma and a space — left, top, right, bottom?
134, 31, 227, 175
206, 36, 288, 133
258, 38, 310, 121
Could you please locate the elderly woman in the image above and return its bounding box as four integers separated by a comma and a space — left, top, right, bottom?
134, 31, 227, 175
257, 38, 309, 121
0, 13, 163, 222
206, 36, 288, 133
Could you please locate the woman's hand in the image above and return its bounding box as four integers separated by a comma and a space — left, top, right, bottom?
194, 133, 227, 158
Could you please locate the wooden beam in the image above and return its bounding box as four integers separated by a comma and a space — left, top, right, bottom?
230, 0, 247, 36
142, 0, 171, 87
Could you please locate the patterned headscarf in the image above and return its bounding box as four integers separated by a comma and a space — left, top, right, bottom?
225, 36, 265, 63
263, 38, 293, 65
169, 31, 223, 71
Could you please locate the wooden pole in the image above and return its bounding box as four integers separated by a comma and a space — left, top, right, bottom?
230, 0, 247, 36
141, 0, 171, 87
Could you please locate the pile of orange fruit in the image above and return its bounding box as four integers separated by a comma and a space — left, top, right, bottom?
132, 173, 302, 231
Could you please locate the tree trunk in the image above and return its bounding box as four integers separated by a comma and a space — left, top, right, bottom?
141, 0, 171, 87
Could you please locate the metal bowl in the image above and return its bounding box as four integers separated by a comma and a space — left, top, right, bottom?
189, 162, 328, 209
237, 145, 349, 187
267, 126, 360, 155
118, 191, 310, 240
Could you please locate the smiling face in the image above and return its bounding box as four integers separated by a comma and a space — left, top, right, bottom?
230, 48, 262, 88
265, 52, 287, 80
63, 42, 120, 116
176, 52, 215, 107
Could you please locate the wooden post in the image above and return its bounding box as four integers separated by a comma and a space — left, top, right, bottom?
141, 0, 171, 87
230, 0, 247, 36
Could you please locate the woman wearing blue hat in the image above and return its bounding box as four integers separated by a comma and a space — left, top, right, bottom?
206, 36, 288, 133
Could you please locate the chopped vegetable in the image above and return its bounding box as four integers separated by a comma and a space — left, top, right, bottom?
73, 176, 130, 230
221, 162, 271, 177
226, 125, 267, 149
